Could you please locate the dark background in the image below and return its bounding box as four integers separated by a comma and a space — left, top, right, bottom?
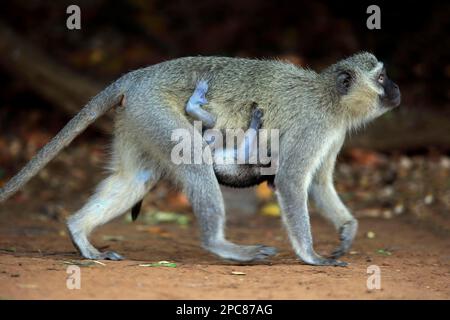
0, 1, 448, 97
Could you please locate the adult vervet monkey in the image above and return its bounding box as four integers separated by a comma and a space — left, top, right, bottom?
0, 52, 400, 266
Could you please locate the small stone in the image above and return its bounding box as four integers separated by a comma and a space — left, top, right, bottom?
381, 186, 394, 197
399, 157, 412, 169
424, 194, 434, 205
394, 203, 404, 215
382, 210, 393, 219
440, 157, 450, 169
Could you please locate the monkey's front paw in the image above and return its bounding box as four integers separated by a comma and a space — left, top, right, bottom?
308, 257, 348, 267
319, 258, 348, 267
100, 251, 125, 261
302, 252, 348, 267
330, 219, 358, 259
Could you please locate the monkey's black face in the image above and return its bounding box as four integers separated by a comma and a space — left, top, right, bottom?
377, 69, 401, 108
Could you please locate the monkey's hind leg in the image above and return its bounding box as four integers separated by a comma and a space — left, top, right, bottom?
178, 163, 277, 261
134, 104, 277, 262
185, 80, 216, 128
67, 167, 157, 260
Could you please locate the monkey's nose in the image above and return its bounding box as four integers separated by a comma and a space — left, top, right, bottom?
390, 91, 401, 107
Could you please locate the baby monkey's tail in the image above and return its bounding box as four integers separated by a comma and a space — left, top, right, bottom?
0, 82, 124, 202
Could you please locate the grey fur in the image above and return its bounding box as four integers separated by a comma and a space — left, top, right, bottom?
0, 52, 400, 265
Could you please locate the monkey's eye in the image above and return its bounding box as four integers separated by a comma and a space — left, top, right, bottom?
378, 73, 385, 84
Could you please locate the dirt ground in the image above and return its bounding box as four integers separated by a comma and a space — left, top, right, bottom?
0, 208, 448, 299
0, 141, 449, 299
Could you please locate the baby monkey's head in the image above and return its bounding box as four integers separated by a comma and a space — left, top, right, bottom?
322, 52, 401, 128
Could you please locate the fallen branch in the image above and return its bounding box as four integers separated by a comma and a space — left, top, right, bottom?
0, 22, 112, 132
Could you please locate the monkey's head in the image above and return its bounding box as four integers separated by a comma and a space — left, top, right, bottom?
322, 52, 401, 128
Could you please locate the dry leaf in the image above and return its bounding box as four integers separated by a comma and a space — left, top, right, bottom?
260, 203, 281, 217
256, 182, 273, 201
138, 226, 172, 238
348, 148, 385, 167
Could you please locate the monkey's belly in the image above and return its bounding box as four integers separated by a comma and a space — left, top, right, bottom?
213, 164, 274, 188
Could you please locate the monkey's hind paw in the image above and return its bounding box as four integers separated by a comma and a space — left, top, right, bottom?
228, 245, 278, 262
229, 244, 278, 262
84, 250, 125, 261
207, 242, 278, 262
329, 249, 346, 260
326, 259, 348, 267
251, 245, 278, 261
312, 257, 348, 267
100, 251, 125, 260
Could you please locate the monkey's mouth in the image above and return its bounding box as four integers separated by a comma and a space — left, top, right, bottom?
388, 93, 401, 108
382, 91, 401, 108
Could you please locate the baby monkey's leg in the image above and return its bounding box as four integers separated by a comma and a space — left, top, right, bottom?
212, 104, 263, 164
238, 104, 263, 163
185, 80, 216, 128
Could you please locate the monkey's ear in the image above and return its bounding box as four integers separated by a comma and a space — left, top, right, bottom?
336, 71, 352, 95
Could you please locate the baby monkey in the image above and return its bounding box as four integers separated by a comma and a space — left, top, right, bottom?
132, 82, 267, 221
187, 80, 275, 188
0, 53, 400, 266
186, 79, 263, 163
131, 80, 264, 221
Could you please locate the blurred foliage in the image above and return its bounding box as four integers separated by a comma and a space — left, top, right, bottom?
0, 0, 448, 103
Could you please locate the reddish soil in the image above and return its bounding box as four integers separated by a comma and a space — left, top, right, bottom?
0, 210, 448, 299
0, 142, 448, 299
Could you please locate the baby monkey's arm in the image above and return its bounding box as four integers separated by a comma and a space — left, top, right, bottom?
185, 80, 216, 128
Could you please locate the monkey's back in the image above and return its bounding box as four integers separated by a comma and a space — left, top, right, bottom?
114, 55, 322, 137
130, 56, 317, 130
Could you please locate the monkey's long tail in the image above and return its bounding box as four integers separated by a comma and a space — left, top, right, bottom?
0, 81, 124, 202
